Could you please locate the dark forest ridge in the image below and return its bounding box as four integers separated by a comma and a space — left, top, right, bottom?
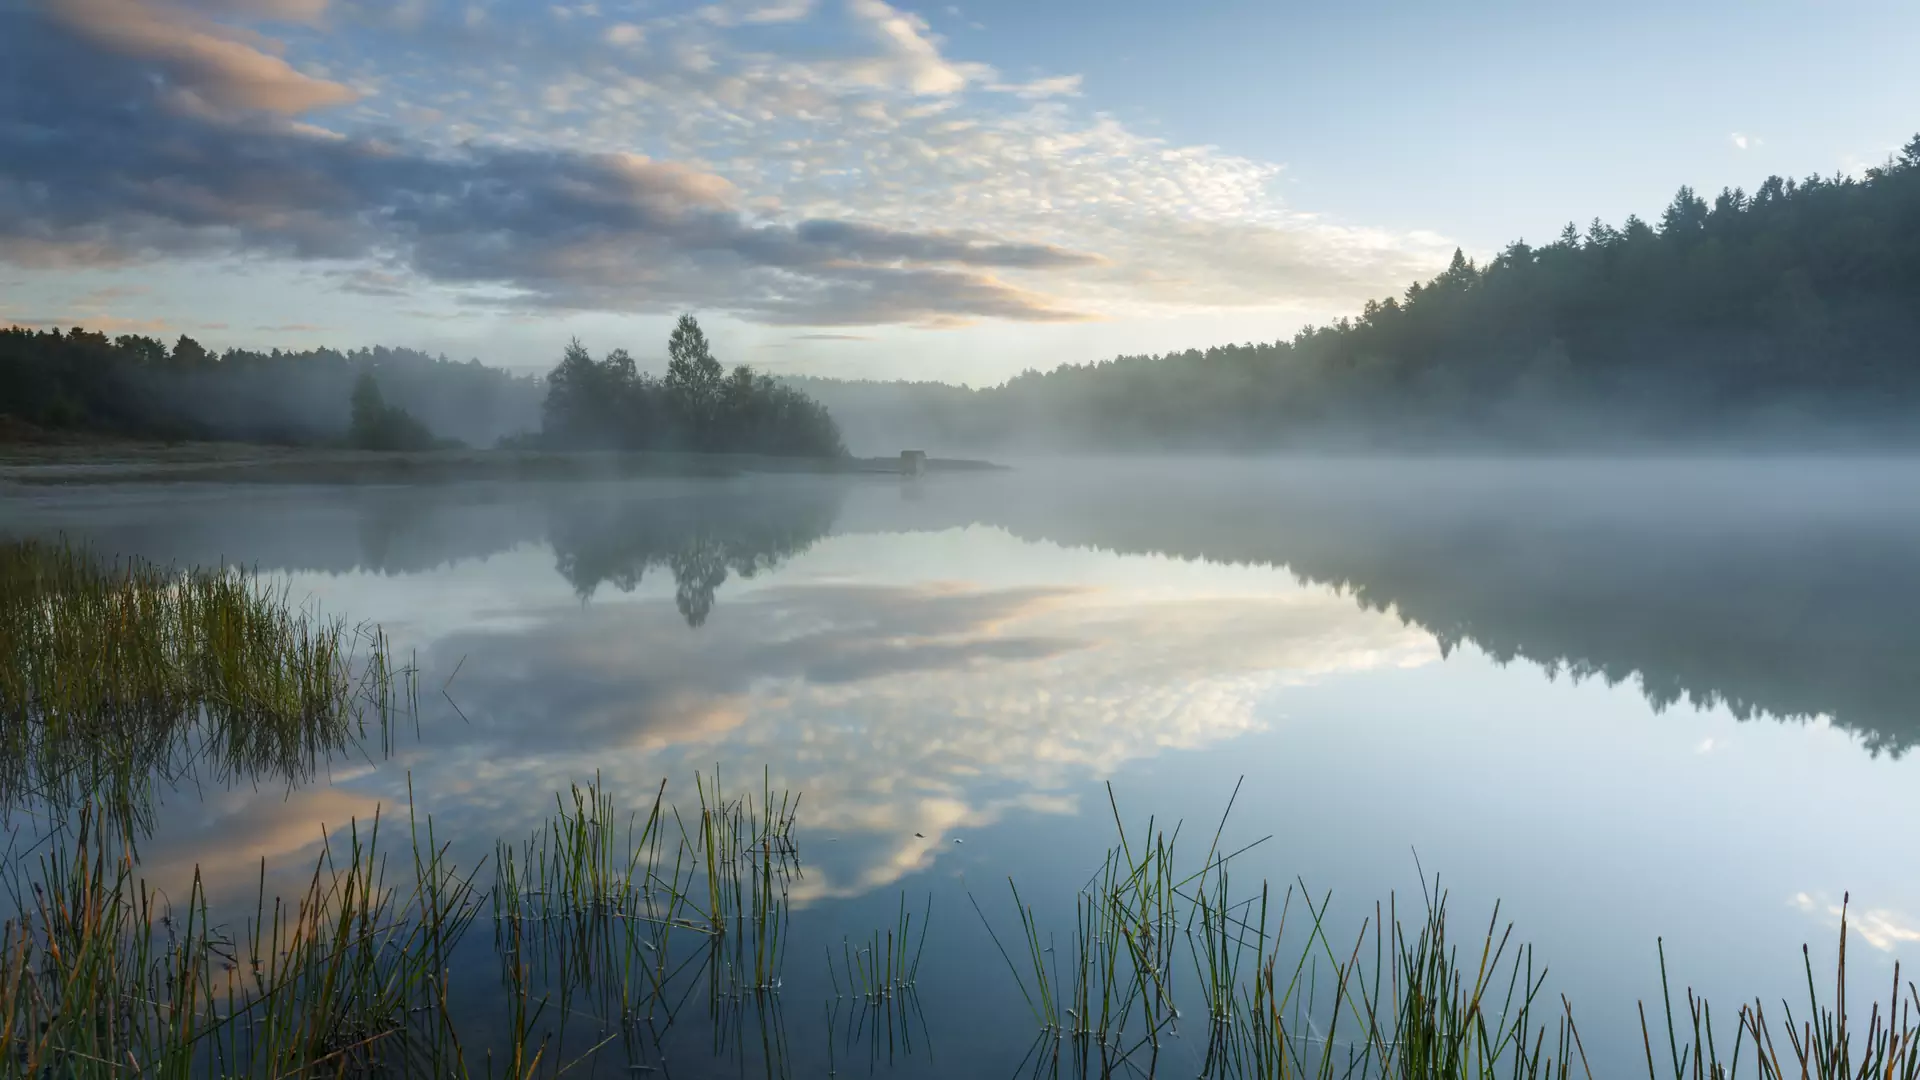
794, 134, 1920, 451
6, 136, 1920, 453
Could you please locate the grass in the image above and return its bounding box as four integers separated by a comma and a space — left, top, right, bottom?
0, 537, 411, 833
978, 779, 1919, 1079
485, 767, 802, 1068
828, 892, 931, 1008
0, 793, 484, 1078
2, 764, 1914, 1078
1639, 896, 1920, 1080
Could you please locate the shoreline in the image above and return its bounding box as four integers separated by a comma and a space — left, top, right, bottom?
0, 440, 1007, 486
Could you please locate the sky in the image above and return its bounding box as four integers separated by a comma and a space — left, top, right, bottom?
3, 0, 1917, 384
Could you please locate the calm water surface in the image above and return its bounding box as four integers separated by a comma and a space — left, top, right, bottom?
4, 458, 1917, 1075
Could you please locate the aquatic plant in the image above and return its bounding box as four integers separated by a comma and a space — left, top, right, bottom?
980, 780, 1918, 1079
0, 537, 411, 829
0, 794, 485, 1078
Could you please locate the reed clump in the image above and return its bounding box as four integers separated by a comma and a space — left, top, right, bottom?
487, 767, 802, 1067
983, 779, 1917, 1080
0, 537, 411, 823
829, 892, 930, 1007
1642, 895, 1920, 1080
0, 795, 485, 1078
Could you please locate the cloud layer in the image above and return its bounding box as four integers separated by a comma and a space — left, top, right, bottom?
2, 0, 1452, 327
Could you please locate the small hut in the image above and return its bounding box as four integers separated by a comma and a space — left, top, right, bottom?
900, 450, 927, 477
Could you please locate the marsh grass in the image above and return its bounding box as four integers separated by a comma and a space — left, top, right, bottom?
829, 892, 930, 1007
978, 779, 1918, 1079
1640, 895, 1920, 1080
0, 792, 488, 1079
0, 537, 413, 831
486, 767, 802, 1069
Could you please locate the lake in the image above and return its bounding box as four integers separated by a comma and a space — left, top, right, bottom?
4, 457, 1917, 1076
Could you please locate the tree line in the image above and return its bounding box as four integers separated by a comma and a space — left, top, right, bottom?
0, 328, 542, 447
1, 316, 844, 458
799, 133, 1920, 450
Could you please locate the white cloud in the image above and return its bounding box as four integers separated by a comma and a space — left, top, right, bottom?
990, 73, 1082, 99
1791, 892, 1920, 954
840, 0, 988, 95
1730, 132, 1760, 151
9, 0, 1456, 331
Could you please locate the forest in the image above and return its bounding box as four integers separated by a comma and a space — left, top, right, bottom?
0, 316, 843, 457
800, 133, 1920, 451
0, 327, 542, 447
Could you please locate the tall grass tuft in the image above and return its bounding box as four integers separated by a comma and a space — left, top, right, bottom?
1641, 893, 1920, 1080
0, 792, 483, 1078
486, 767, 802, 1069
0, 537, 412, 830
983, 781, 1590, 1078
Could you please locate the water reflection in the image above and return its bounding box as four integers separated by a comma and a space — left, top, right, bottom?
547, 483, 839, 623
16, 461, 1917, 753
842, 460, 1920, 757
5, 462, 1919, 1074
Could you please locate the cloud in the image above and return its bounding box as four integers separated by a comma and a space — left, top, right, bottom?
1730, 132, 1760, 151
1791, 892, 1920, 953
73, 284, 154, 306
990, 74, 1082, 99
0, 7, 1098, 326
2, 0, 1454, 331
602, 21, 643, 44
697, 0, 814, 25
329, 268, 411, 296
255, 322, 328, 331
795, 332, 873, 341
841, 0, 990, 95
45, 0, 356, 115
1, 313, 179, 334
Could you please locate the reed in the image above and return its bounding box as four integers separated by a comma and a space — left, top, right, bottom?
0, 791, 483, 1078
829, 892, 930, 1006
483, 766, 802, 1070
0, 537, 412, 831
982, 782, 1592, 1078
1641, 894, 1920, 1080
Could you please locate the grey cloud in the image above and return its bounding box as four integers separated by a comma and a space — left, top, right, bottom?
0, 8, 1096, 326
46, 0, 356, 115
332, 268, 412, 296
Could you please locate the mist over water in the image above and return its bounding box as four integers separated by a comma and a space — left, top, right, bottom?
3, 456, 1917, 1073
